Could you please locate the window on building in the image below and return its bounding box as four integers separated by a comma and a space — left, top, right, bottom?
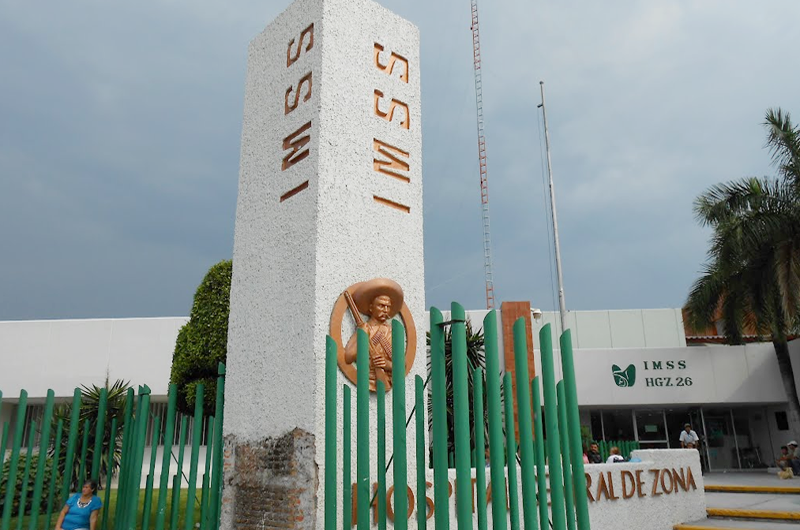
775, 411, 789, 431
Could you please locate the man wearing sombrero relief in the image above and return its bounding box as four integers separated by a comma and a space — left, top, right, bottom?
343, 278, 404, 390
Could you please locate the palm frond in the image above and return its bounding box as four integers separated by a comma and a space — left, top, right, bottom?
764, 108, 800, 186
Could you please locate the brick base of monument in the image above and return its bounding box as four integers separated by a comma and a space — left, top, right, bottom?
221, 428, 318, 530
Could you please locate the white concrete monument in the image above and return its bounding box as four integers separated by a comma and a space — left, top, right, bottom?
222, 0, 423, 528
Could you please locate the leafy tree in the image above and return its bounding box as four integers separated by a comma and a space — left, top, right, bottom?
51, 379, 130, 491
685, 108, 800, 437
170, 259, 232, 414
426, 319, 488, 464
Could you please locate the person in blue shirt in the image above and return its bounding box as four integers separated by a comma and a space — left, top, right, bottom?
54, 480, 102, 530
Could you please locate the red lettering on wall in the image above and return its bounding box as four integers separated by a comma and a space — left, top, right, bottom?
672, 468, 688, 492
287, 23, 314, 67
621, 470, 635, 499
687, 467, 697, 490
650, 469, 662, 496
374, 90, 410, 129
285, 72, 313, 115
281, 121, 312, 171
374, 43, 409, 82
596, 471, 611, 501
635, 470, 646, 497
373, 139, 410, 182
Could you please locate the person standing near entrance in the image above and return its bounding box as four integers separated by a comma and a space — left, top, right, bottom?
679, 423, 699, 448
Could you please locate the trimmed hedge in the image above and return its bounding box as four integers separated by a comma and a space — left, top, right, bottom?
170, 260, 232, 415
0, 452, 57, 517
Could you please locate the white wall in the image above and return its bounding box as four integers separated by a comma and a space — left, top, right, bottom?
0, 317, 187, 400
529, 309, 686, 349
1, 312, 796, 409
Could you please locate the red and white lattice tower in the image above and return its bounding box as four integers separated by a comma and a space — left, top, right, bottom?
470, 0, 496, 309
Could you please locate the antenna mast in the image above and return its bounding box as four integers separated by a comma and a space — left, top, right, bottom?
470, 0, 496, 310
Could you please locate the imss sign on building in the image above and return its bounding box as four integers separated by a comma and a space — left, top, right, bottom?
221, 0, 424, 528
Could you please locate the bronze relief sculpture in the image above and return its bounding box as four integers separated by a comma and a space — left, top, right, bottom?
329, 278, 416, 391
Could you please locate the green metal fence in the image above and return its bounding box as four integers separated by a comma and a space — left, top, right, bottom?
325, 304, 592, 530
0, 365, 226, 530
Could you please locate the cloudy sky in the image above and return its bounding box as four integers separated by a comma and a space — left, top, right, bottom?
1, 0, 798, 320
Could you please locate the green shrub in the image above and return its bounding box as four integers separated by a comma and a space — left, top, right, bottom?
0, 452, 58, 516
170, 259, 232, 415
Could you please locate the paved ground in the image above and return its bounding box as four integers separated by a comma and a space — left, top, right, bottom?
704, 472, 800, 488
680, 519, 800, 529
705, 491, 800, 512
678, 472, 800, 530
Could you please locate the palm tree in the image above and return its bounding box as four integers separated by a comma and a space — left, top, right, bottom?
426, 319, 488, 465
51, 379, 130, 490
685, 108, 800, 437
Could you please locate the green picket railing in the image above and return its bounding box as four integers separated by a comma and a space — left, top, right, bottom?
0, 366, 226, 530
324, 306, 593, 530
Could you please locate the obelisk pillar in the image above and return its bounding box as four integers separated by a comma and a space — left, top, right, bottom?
222, 0, 423, 528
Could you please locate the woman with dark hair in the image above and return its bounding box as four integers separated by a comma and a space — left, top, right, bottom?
54, 480, 102, 530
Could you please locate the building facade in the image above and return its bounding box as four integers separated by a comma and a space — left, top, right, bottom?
1, 304, 798, 473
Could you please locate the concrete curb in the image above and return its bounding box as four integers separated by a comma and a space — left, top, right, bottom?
705, 484, 800, 494
672, 524, 755, 530
706, 508, 800, 521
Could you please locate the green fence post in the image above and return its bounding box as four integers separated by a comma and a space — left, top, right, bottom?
531, 377, 548, 530
129, 386, 152, 530
482, 311, 507, 530
343, 386, 352, 530
101, 417, 118, 530
169, 416, 188, 530
142, 416, 162, 530
78, 419, 91, 488
199, 418, 214, 530
451, 303, 471, 530
377, 380, 387, 530
115, 388, 136, 530
392, 319, 407, 530
45, 419, 64, 530
156, 386, 178, 530
169, 475, 180, 530
16, 420, 36, 530
209, 364, 226, 530
61, 388, 82, 501
91, 387, 108, 481
560, 330, 590, 530
119, 391, 142, 530
1, 390, 27, 530
503, 375, 520, 530
513, 319, 539, 530
28, 389, 55, 530
356, 329, 370, 530
429, 307, 449, 530
325, 336, 338, 530
557, 382, 576, 530
414, 376, 426, 530
0, 422, 8, 469
540, 325, 567, 530
472, 369, 487, 530
184, 385, 204, 530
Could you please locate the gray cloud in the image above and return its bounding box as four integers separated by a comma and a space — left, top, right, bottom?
1, 0, 798, 319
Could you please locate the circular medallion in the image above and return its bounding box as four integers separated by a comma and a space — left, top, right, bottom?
329, 278, 417, 392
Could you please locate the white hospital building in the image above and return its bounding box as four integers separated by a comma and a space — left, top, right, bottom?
1, 302, 799, 474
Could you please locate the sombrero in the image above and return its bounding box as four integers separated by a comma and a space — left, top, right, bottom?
351, 278, 404, 318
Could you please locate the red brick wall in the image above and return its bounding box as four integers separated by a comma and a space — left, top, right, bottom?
501, 301, 536, 440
